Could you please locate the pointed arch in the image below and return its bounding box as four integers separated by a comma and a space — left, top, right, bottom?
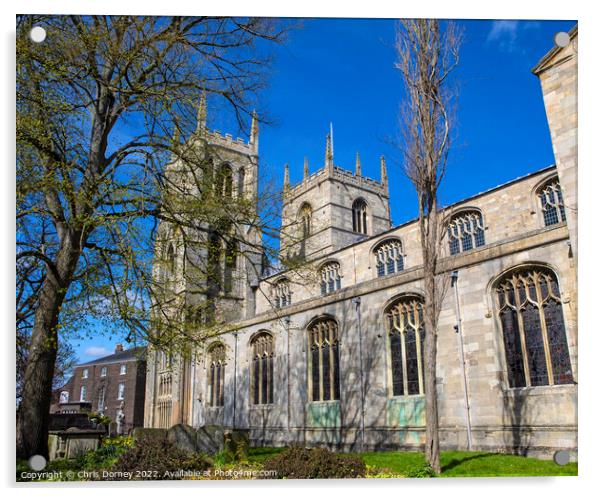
384, 294, 425, 396
352, 198, 368, 234
249, 331, 275, 405
492, 264, 573, 388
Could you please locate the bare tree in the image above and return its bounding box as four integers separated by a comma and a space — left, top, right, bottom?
16, 15, 291, 459
395, 19, 461, 473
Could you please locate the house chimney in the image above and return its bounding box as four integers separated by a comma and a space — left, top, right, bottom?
115, 343, 124, 353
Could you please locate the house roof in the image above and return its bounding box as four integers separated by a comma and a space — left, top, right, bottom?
77, 346, 146, 367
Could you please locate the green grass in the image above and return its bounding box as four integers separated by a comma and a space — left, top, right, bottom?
362, 450, 577, 477
248, 447, 577, 478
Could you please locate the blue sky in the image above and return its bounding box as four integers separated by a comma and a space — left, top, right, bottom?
71, 17, 576, 364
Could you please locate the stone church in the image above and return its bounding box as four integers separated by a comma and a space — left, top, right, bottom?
144, 27, 577, 458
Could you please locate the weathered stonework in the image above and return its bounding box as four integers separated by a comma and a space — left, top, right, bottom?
145, 30, 578, 460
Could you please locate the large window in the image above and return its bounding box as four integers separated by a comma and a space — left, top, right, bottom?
273, 278, 292, 308
207, 343, 226, 407
374, 239, 404, 277
320, 261, 342, 295
447, 209, 485, 255
250, 332, 274, 405
299, 203, 312, 239
117, 382, 125, 400
223, 239, 237, 294
537, 177, 566, 226
352, 198, 368, 234
216, 164, 233, 197
308, 318, 340, 402
80, 385, 87, 402
495, 266, 573, 388
385, 296, 425, 396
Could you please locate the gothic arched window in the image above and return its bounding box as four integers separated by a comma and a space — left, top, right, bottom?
299, 203, 312, 239
273, 277, 292, 308
495, 266, 573, 388
308, 318, 340, 402
320, 261, 342, 295
237, 168, 246, 198
374, 239, 404, 277
447, 209, 485, 255
250, 332, 274, 405
223, 239, 237, 294
166, 243, 176, 273
385, 295, 425, 396
352, 198, 368, 234
207, 343, 226, 407
537, 177, 566, 226
216, 164, 233, 197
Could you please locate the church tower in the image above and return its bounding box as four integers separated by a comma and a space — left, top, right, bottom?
280, 127, 391, 260
145, 97, 262, 429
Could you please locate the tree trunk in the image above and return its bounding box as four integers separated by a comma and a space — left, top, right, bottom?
16, 237, 81, 459
422, 204, 441, 474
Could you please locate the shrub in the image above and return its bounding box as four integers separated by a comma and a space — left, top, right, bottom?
405, 463, 437, 478
109, 437, 211, 480
262, 445, 366, 479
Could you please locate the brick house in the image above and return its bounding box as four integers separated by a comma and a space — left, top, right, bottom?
53, 345, 146, 435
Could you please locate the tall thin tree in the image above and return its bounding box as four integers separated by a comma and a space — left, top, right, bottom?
395, 19, 461, 473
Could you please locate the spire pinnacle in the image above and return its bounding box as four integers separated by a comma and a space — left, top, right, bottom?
283, 163, 290, 192
355, 152, 361, 176
380, 155, 388, 184
324, 131, 333, 170
196, 91, 207, 133
303, 156, 309, 179
250, 110, 259, 150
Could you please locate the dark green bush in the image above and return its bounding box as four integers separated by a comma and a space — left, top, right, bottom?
110, 437, 211, 480
262, 444, 366, 479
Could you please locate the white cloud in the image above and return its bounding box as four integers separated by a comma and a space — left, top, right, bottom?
84, 346, 110, 357
486, 20, 541, 53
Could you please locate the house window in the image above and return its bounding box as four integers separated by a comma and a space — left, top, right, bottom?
374, 239, 404, 277
273, 278, 292, 308
308, 318, 340, 402
117, 382, 125, 400
100, 367, 107, 377
59, 391, 69, 404
207, 343, 226, 407
250, 332, 274, 405
98, 386, 106, 412
447, 209, 485, 255
495, 266, 573, 388
537, 177, 566, 226
82, 368, 89, 379
352, 198, 368, 234
80, 385, 87, 402
120, 364, 127, 375
385, 296, 425, 396
320, 261, 342, 295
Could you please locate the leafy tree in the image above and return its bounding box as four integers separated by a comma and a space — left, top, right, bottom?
16, 14, 290, 459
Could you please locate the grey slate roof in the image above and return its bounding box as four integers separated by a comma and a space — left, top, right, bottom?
77, 346, 146, 367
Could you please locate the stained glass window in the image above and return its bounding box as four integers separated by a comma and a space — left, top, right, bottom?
207, 343, 226, 407
352, 198, 368, 234
250, 332, 274, 405
385, 296, 425, 396
537, 177, 566, 226
447, 210, 486, 256
495, 267, 573, 388
320, 262, 342, 295
374, 239, 404, 277
308, 318, 340, 401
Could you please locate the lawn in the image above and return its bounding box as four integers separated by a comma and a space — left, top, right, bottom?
249, 447, 577, 478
